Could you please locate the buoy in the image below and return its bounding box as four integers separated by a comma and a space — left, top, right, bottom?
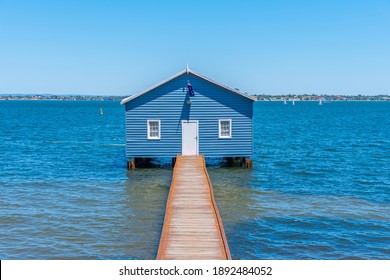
100, 107, 104, 115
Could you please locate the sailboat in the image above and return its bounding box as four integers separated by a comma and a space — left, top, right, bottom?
292, 99, 295, 106
319, 99, 323, 105
283, 99, 287, 105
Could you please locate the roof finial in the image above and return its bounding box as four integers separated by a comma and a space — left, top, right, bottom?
186, 62, 189, 74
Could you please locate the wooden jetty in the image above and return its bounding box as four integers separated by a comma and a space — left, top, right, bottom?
157, 155, 231, 260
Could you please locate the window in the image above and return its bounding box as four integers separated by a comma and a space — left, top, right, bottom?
147, 120, 160, 140
219, 119, 232, 138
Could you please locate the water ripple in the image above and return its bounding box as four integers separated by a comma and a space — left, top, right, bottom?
1, 101, 389, 259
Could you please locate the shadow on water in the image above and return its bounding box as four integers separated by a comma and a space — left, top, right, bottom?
120, 168, 171, 259
207, 167, 260, 259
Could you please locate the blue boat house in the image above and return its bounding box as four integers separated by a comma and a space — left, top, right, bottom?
121, 66, 255, 169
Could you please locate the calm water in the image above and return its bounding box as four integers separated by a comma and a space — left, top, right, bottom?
0, 100, 389, 259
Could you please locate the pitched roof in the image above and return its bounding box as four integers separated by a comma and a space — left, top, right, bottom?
121, 68, 256, 105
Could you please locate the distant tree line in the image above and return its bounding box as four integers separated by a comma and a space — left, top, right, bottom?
254, 94, 389, 101
1, 93, 389, 102
0, 94, 126, 101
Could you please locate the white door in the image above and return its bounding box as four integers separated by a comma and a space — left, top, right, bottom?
182, 120, 198, 155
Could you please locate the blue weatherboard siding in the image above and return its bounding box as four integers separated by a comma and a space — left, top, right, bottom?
124, 72, 253, 158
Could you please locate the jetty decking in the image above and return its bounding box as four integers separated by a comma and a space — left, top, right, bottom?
157, 155, 231, 260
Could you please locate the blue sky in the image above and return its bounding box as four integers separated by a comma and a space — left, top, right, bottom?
0, 0, 389, 95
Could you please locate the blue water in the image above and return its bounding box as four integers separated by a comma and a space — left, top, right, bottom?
0, 100, 389, 259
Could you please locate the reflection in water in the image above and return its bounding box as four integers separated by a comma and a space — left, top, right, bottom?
121, 169, 171, 259
208, 167, 259, 259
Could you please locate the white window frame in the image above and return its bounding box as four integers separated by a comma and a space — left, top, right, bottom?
218, 119, 232, 139
147, 120, 161, 140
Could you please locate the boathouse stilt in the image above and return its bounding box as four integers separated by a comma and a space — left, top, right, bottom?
245, 157, 252, 168
240, 157, 252, 168
224, 157, 252, 168
127, 158, 135, 170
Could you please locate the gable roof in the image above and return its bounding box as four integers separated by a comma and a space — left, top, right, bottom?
121, 68, 257, 105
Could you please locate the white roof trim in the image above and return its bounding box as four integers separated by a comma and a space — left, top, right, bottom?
121, 68, 256, 105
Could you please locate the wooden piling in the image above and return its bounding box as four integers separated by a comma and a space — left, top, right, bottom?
127, 159, 135, 170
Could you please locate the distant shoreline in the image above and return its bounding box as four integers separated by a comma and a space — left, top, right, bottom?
0, 95, 124, 101
254, 94, 389, 102
0, 94, 389, 102
256, 99, 390, 102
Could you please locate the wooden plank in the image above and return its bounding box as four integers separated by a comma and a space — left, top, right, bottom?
156, 154, 231, 260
